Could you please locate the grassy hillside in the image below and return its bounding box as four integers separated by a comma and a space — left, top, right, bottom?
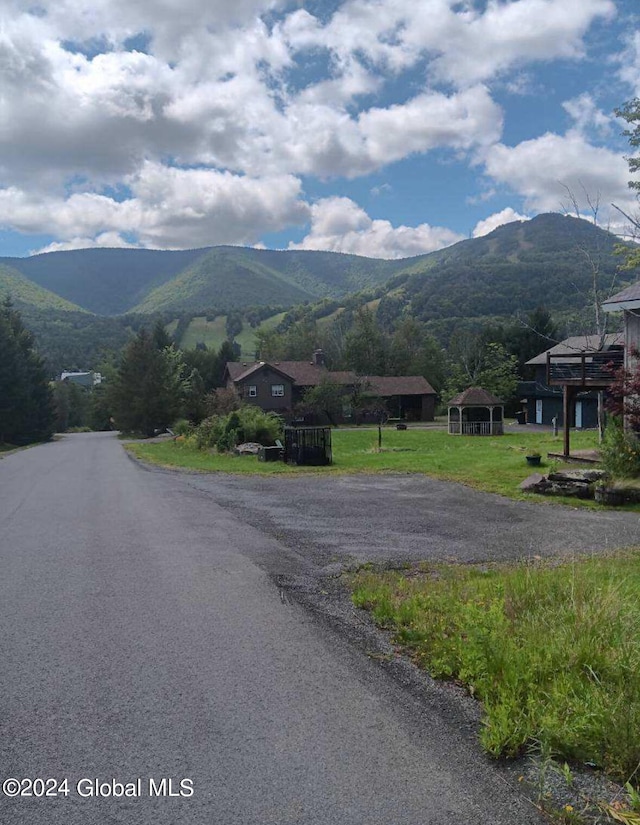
173, 310, 287, 357
3, 244, 407, 317
0, 263, 84, 312
2, 247, 209, 315
131, 246, 404, 315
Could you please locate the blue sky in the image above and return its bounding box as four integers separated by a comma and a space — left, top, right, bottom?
1, 0, 639, 259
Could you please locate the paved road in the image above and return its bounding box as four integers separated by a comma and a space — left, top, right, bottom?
3, 433, 634, 825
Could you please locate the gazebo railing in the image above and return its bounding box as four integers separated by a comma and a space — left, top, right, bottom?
448, 421, 504, 436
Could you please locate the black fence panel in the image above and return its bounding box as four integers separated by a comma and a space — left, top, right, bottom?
284, 427, 332, 466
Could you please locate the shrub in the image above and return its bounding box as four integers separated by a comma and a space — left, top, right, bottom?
192, 405, 283, 452
172, 418, 193, 437
233, 406, 282, 445
600, 418, 640, 479
194, 416, 224, 450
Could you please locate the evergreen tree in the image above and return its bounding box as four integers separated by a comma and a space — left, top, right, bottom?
344, 308, 388, 375
110, 329, 189, 436
0, 298, 55, 444
152, 318, 174, 350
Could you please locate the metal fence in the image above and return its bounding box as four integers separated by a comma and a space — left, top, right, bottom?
283, 427, 332, 465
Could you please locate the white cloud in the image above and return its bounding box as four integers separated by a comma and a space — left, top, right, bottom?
281, 0, 615, 87
483, 131, 633, 227
427, 0, 616, 86
0, 165, 310, 249
473, 209, 531, 238
34, 232, 140, 254
0, 0, 622, 251
617, 31, 640, 94
289, 197, 463, 259
563, 93, 613, 138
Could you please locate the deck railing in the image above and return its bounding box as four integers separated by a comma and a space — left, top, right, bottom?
448, 421, 504, 436
546, 350, 623, 387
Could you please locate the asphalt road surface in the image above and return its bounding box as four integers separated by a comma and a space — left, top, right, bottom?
1, 433, 636, 825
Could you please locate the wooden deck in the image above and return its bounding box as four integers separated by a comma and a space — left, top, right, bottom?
547, 449, 600, 465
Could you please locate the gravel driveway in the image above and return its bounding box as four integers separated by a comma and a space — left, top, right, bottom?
171, 470, 640, 573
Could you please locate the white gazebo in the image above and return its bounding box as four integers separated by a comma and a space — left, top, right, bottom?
447, 387, 505, 436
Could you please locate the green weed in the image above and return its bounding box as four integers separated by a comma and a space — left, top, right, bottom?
349, 553, 640, 784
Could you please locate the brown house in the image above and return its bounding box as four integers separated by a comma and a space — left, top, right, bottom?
224, 350, 436, 422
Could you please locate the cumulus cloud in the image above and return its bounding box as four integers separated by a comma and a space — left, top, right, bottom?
281, 0, 615, 86
563, 93, 613, 138
34, 233, 140, 254
289, 197, 463, 259
0, 165, 310, 249
473, 209, 531, 238
482, 131, 632, 225
0, 0, 622, 251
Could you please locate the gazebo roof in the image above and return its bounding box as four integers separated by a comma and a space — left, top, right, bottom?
448, 386, 504, 407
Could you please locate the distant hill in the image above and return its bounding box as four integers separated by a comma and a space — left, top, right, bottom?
1, 248, 208, 315
0, 263, 84, 313
2, 245, 406, 317
2, 212, 635, 371
293, 214, 635, 337
131, 246, 407, 315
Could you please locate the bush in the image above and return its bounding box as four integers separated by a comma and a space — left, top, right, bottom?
600, 418, 640, 479
194, 416, 224, 450
172, 418, 193, 437
192, 405, 283, 453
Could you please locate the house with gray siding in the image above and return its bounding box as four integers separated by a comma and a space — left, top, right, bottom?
519, 333, 624, 429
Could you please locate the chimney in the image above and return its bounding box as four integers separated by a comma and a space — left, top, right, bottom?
313, 348, 325, 367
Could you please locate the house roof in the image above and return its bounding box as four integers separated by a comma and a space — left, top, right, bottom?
525, 333, 624, 366
226, 360, 436, 396
448, 387, 504, 406
603, 282, 640, 312
229, 361, 295, 383
362, 375, 436, 396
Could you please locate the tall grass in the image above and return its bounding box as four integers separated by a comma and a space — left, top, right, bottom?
350, 555, 640, 782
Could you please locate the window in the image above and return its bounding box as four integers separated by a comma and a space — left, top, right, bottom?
271, 384, 285, 397
248, 385, 257, 397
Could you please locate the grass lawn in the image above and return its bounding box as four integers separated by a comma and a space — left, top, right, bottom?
126, 426, 611, 505
348, 553, 640, 786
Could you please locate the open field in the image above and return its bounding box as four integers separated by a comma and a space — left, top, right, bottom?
175, 311, 286, 356
127, 427, 612, 506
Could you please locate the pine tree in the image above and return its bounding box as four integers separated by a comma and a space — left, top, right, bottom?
0, 298, 55, 444
111, 329, 188, 436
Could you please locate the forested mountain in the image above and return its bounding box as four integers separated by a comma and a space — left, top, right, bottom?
3, 245, 406, 316
291, 214, 635, 340
384, 213, 627, 322
1, 248, 209, 315
1, 213, 636, 375
131, 246, 408, 314
0, 263, 83, 312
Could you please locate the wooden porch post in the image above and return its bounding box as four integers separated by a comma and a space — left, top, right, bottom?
489, 405, 494, 436
562, 385, 574, 458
